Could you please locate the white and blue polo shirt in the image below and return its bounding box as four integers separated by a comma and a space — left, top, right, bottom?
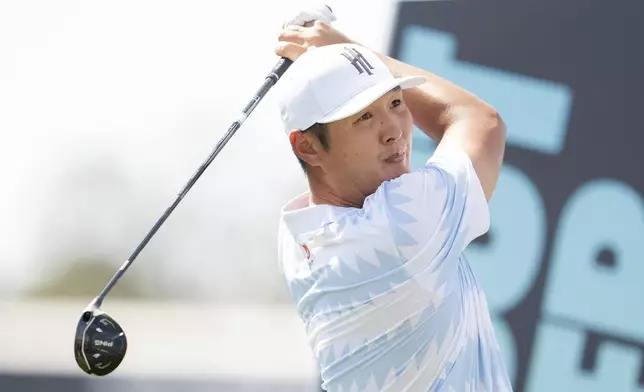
278, 147, 513, 392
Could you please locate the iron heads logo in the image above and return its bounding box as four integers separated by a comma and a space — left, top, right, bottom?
341, 47, 375, 76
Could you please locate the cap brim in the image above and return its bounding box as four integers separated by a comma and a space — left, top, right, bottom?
318, 75, 426, 124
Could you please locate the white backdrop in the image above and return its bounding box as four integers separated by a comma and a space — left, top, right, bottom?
0, 0, 401, 300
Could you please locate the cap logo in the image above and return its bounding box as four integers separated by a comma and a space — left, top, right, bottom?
341, 47, 374, 76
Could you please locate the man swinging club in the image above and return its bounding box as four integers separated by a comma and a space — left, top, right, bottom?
274, 5, 513, 392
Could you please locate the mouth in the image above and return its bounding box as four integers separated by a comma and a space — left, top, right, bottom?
384, 148, 407, 164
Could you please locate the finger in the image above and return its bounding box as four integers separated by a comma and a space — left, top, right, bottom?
275, 41, 308, 61
278, 28, 307, 44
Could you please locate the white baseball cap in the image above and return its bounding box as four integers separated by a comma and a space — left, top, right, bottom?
275, 43, 426, 134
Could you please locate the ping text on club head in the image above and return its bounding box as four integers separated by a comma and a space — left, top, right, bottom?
94, 340, 114, 347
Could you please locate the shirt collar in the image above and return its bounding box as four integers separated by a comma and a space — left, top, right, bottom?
280, 191, 347, 241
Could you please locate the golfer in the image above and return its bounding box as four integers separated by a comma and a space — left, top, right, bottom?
274, 10, 513, 392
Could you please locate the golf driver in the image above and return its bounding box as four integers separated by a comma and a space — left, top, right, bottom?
73, 56, 293, 376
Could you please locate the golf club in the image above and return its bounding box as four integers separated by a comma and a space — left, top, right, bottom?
73, 56, 293, 376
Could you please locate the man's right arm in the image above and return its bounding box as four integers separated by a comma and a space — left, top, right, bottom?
377, 54, 506, 201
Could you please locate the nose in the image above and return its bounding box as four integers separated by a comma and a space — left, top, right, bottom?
380, 114, 403, 145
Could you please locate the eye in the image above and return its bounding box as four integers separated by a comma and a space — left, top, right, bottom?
355, 111, 373, 123
391, 99, 403, 108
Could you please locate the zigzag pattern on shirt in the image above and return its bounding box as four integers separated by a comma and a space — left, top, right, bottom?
313, 182, 470, 391
285, 170, 512, 391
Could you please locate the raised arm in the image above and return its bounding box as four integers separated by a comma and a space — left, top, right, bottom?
277, 20, 506, 200
376, 54, 506, 200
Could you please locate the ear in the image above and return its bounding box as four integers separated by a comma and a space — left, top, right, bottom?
289, 131, 325, 167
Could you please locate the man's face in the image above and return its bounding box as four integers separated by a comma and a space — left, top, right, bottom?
318, 87, 414, 198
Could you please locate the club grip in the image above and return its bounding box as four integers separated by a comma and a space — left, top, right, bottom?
267, 57, 293, 83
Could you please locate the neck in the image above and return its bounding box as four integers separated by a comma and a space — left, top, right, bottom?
307, 175, 365, 209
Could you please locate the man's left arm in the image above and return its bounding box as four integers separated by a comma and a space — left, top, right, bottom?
276, 20, 506, 201
374, 52, 506, 202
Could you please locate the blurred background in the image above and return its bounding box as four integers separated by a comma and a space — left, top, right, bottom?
1, 0, 642, 391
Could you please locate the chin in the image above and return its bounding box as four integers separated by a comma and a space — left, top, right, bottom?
381, 165, 410, 182
381, 152, 411, 179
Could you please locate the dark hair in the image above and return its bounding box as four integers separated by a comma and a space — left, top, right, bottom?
297, 123, 331, 174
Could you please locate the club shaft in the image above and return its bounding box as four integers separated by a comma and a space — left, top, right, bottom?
93, 58, 293, 308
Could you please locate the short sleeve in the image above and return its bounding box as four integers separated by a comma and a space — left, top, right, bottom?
365, 146, 490, 263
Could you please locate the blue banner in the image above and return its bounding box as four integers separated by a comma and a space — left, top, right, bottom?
391, 1, 644, 391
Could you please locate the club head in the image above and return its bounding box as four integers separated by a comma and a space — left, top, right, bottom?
74, 304, 127, 376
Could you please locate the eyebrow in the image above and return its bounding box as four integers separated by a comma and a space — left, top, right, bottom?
390, 86, 402, 93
